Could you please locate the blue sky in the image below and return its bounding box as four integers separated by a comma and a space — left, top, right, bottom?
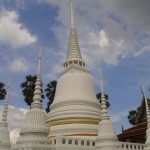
0, 0, 150, 141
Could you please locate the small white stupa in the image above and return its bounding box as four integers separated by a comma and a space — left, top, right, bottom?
47, 0, 101, 138
142, 87, 150, 150
11, 48, 54, 150
95, 68, 120, 150
0, 79, 11, 150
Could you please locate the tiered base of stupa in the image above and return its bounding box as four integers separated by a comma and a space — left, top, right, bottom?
49, 123, 99, 137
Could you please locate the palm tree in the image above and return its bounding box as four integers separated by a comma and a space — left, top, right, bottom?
45, 80, 57, 113
0, 82, 6, 100
21, 75, 44, 108
96, 92, 110, 108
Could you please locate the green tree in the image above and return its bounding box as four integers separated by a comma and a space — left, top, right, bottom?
45, 80, 57, 113
96, 92, 110, 108
21, 75, 44, 108
0, 82, 6, 100
127, 107, 140, 126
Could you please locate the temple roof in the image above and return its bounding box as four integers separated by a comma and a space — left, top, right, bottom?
118, 95, 150, 141
118, 122, 147, 139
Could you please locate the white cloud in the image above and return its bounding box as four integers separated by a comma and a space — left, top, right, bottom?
133, 45, 150, 57
7, 105, 28, 130
100, 0, 150, 32
0, 8, 37, 48
82, 30, 125, 66
9, 57, 32, 73
89, 30, 109, 48
37, 0, 150, 67
110, 111, 128, 123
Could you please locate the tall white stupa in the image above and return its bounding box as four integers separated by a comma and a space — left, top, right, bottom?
95, 69, 120, 150
0, 79, 11, 150
11, 48, 54, 150
47, 0, 101, 138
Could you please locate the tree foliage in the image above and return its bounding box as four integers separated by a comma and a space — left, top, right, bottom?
127, 107, 140, 126
45, 80, 57, 113
0, 82, 6, 100
21, 75, 44, 108
96, 92, 110, 108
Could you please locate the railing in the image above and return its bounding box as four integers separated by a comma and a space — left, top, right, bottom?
120, 142, 145, 150
51, 136, 95, 147
51, 137, 145, 150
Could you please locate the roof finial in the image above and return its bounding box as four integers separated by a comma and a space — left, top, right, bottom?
1, 78, 11, 123
100, 68, 109, 121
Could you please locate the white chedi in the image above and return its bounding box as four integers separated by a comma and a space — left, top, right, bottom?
47, 0, 101, 137
95, 69, 121, 150
11, 48, 54, 150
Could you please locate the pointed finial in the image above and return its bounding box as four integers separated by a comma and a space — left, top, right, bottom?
70, 0, 75, 28
37, 46, 42, 75
1, 78, 11, 123
100, 67, 104, 93
142, 86, 150, 127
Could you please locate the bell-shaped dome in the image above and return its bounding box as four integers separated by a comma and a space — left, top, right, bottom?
47, 67, 101, 137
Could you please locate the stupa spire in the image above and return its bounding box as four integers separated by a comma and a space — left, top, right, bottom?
37, 46, 42, 75
142, 86, 150, 150
12, 47, 53, 150
70, 0, 75, 28
100, 68, 104, 92
31, 47, 42, 109
64, 0, 85, 68
100, 68, 109, 121
1, 78, 11, 124
96, 68, 120, 150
